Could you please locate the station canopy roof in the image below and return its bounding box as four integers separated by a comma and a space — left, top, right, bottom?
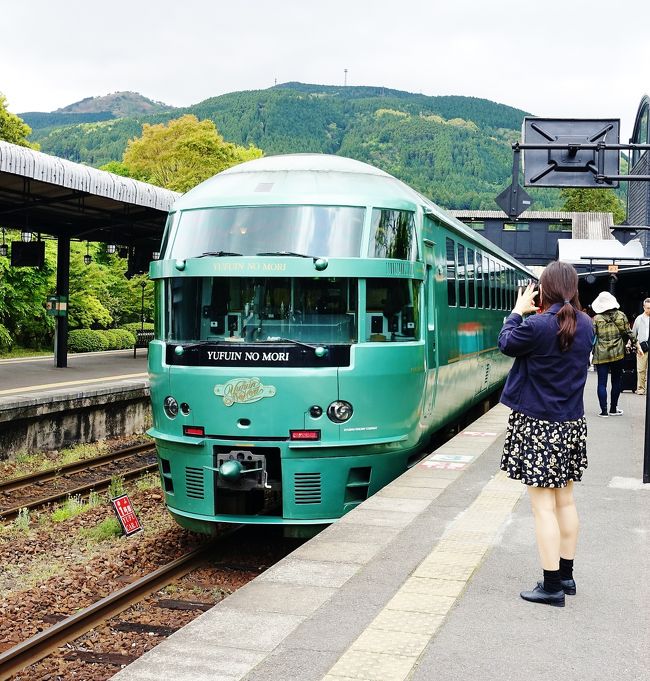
0, 141, 179, 248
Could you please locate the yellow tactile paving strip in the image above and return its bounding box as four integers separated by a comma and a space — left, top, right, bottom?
322, 424, 525, 681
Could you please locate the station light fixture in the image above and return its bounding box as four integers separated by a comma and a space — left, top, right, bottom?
152, 251, 160, 260
83, 242, 92, 265
0, 228, 7, 257
106, 243, 117, 255
21, 230, 33, 243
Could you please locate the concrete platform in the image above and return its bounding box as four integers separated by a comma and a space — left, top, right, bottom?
110, 373, 650, 681
0, 350, 149, 456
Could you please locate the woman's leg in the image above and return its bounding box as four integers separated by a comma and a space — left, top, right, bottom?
527, 487, 560, 570
554, 482, 579, 560
595, 363, 609, 413
610, 359, 624, 411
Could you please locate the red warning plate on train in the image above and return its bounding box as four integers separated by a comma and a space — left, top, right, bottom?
111, 493, 143, 536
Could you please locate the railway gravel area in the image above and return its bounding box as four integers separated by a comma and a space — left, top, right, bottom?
0, 439, 304, 680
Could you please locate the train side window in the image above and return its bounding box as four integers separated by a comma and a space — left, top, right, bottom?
476, 252, 484, 308
489, 259, 496, 309
499, 264, 506, 310
509, 269, 515, 308
368, 209, 418, 260
467, 248, 476, 308
458, 244, 467, 307
446, 238, 457, 307
483, 255, 490, 309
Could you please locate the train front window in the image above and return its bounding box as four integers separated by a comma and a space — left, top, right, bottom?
166, 206, 365, 259
166, 277, 358, 344
368, 209, 418, 260
365, 279, 420, 342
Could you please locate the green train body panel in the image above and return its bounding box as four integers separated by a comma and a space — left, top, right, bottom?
147, 154, 533, 533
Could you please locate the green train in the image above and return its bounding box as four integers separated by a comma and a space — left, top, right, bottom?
148, 154, 532, 534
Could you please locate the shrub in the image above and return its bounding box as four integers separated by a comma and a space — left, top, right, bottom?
110, 329, 135, 350
68, 329, 109, 353
120, 322, 154, 335
106, 329, 136, 349
0, 324, 12, 353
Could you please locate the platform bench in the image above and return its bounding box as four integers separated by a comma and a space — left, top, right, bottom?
133, 330, 154, 358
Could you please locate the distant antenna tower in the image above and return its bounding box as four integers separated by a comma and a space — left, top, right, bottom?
344, 69, 348, 86
274, 78, 277, 86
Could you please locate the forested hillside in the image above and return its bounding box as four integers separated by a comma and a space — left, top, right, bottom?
22, 83, 563, 209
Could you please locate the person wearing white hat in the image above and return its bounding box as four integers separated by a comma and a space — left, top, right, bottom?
591, 291, 640, 416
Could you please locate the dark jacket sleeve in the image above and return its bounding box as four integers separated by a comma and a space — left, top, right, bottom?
498, 313, 537, 357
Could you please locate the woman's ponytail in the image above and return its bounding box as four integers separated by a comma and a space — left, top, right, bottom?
556, 299, 577, 352
538, 262, 580, 352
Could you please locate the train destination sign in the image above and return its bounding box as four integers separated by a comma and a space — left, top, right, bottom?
166, 343, 351, 368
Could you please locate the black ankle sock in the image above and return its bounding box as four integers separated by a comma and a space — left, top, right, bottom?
543, 569, 562, 593
559, 557, 574, 580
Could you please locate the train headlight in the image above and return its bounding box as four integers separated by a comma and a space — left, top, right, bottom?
327, 400, 353, 423
163, 396, 179, 419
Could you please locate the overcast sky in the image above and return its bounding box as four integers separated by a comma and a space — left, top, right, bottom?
2, 0, 649, 140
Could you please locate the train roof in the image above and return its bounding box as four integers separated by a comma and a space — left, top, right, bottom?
173, 154, 531, 273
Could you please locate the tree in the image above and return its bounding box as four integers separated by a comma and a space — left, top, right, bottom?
120, 114, 263, 192
0, 93, 38, 148
560, 188, 626, 224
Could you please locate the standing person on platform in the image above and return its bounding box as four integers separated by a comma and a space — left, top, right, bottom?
591, 291, 640, 416
498, 261, 593, 607
631, 298, 650, 395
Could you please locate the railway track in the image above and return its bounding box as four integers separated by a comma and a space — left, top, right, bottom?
0, 443, 158, 520
0, 540, 222, 680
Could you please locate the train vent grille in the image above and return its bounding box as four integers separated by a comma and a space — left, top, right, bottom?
294, 472, 322, 505
386, 262, 412, 276
185, 467, 205, 499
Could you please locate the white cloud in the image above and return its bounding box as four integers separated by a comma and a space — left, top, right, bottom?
1, 0, 648, 137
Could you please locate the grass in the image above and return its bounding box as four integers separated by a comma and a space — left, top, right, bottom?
0, 440, 110, 479
78, 517, 123, 542
0, 348, 52, 359
134, 473, 161, 491
50, 495, 86, 522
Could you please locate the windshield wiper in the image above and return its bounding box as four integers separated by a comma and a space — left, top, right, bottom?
197, 251, 242, 258
256, 251, 314, 258
263, 337, 332, 352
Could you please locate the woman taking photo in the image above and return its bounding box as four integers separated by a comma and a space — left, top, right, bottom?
498, 261, 594, 607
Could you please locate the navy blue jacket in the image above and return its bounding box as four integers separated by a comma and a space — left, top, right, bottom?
498, 303, 594, 422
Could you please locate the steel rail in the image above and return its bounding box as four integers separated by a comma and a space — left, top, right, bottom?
0, 538, 232, 681
0, 442, 155, 494
0, 462, 159, 521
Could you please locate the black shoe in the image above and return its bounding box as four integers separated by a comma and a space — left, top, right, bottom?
520, 584, 565, 607
537, 578, 576, 595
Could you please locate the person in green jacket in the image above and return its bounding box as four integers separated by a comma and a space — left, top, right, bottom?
591, 291, 641, 417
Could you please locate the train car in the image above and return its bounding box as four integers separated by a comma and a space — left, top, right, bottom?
148, 154, 533, 534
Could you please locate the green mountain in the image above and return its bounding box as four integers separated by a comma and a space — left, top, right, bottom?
23, 83, 563, 210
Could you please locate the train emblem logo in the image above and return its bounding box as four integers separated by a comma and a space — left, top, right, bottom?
214, 377, 276, 406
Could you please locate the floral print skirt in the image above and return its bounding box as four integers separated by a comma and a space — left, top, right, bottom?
500, 411, 588, 488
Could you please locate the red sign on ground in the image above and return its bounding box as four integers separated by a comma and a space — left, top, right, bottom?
111, 494, 143, 536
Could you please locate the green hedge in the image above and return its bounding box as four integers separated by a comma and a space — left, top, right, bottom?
120, 322, 154, 335
101, 329, 136, 349
68, 329, 109, 353
68, 328, 137, 352
0, 324, 12, 353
